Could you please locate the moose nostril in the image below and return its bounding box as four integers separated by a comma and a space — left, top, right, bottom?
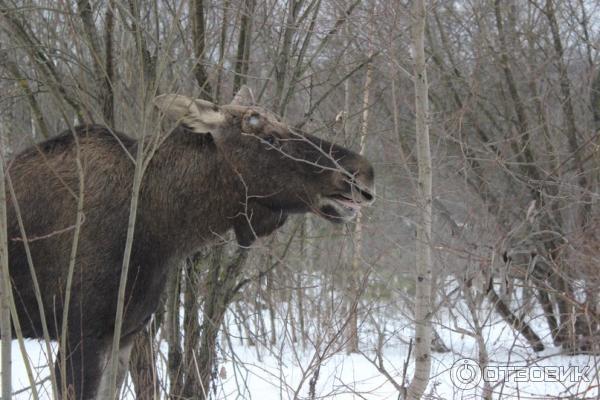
359, 188, 374, 202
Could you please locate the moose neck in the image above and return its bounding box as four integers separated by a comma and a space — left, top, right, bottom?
138, 127, 245, 257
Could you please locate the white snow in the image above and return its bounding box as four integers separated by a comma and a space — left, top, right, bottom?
3, 296, 599, 399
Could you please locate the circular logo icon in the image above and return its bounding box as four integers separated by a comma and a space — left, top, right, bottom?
450, 358, 481, 390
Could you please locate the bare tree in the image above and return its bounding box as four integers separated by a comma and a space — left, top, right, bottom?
1, 134, 11, 400
405, 0, 432, 397
233, 0, 255, 94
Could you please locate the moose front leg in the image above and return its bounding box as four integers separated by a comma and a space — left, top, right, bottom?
55, 335, 110, 400
96, 335, 135, 400
56, 334, 134, 400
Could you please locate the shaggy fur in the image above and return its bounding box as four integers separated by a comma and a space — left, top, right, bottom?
5, 103, 374, 399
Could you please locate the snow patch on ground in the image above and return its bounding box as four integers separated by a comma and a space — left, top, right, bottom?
4, 301, 600, 399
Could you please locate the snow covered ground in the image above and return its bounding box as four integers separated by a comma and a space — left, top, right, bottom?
4, 300, 600, 399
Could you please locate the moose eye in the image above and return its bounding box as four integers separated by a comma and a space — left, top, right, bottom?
263, 135, 278, 147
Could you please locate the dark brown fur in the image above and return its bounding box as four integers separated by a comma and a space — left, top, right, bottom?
6, 105, 374, 399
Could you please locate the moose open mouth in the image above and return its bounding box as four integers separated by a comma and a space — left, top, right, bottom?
318, 193, 370, 223
329, 194, 362, 211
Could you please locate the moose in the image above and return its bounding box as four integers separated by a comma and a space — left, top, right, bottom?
3, 87, 375, 399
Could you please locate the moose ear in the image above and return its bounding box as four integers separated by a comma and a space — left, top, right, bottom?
230, 85, 255, 106
154, 94, 225, 134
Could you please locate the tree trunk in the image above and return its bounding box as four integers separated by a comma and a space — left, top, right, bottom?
274, 0, 303, 113
346, 55, 373, 354
592, 66, 600, 132
76, 0, 114, 126
129, 325, 160, 400
493, 0, 538, 181
256, 276, 268, 344
405, 0, 433, 397
536, 289, 560, 345
215, 0, 230, 103
182, 257, 203, 398
166, 267, 184, 398
1, 135, 12, 400
191, 0, 213, 99
197, 248, 249, 399
266, 267, 277, 345
233, 0, 255, 94
487, 281, 544, 352
103, 0, 115, 126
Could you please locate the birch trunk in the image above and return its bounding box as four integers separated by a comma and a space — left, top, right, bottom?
1, 136, 11, 400
347, 57, 372, 354
406, 0, 433, 397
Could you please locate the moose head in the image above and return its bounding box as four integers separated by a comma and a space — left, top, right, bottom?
154, 87, 375, 244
